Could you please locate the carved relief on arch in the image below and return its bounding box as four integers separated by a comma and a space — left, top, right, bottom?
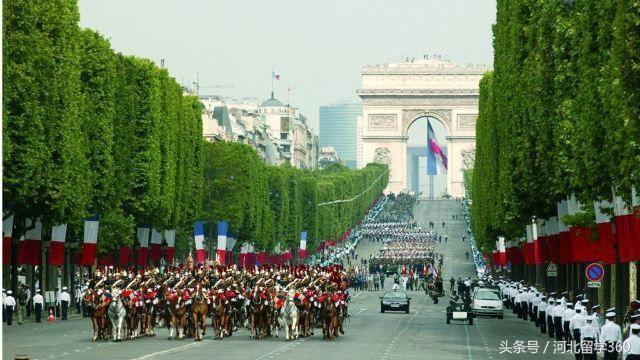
401, 109, 452, 135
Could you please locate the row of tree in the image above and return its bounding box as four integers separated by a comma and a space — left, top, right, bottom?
202, 141, 388, 254
471, 0, 639, 252
3, 0, 390, 275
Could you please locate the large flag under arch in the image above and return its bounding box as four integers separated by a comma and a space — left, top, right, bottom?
427, 120, 447, 175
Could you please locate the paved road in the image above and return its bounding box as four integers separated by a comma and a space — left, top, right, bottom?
3, 200, 572, 359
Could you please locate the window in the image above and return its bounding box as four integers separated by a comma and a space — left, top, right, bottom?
280, 117, 290, 131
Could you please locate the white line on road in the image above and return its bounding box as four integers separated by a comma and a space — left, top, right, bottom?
352, 307, 368, 316
130, 342, 200, 360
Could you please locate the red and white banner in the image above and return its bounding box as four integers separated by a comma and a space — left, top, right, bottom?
194, 221, 205, 264
614, 194, 639, 262
18, 219, 42, 265
225, 233, 236, 265
299, 231, 307, 259
119, 246, 130, 267
80, 215, 100, 266
49, 224, 67, 266
594, 199, 616, 264
136, 226, 150, 266
216, 221, 228, 264
164, 229, 175, 264
150, 228, 162, 262
556, 200, 572, 264
3, 215, 13, 265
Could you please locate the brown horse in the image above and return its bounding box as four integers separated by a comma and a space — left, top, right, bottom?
169, 290, 188, 340
249, 291, 267, 339
319, 296, 340, 340
143, 294, 157, 337
296, 296, 313, 338
210, 293, 230, 339
191, 284, 208, 341
86, 291, 110, 341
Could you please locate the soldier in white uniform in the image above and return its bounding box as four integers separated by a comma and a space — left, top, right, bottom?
4, 290, 16, 326
553, 298, 567, 341
622, 323, 640, 360
60, 286, 70, 320
600, 311, 622, 360
569, 306, 587, 359
546, 297, 557, 339
580, 315, 599, 360
32, 289, 44, 323
537, 295, 548, 334
563, 302, 576, 341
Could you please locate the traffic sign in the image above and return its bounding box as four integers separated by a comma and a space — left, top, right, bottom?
587, 281, 601, 288
585, 263, 604, 282
546, 262, 558, 277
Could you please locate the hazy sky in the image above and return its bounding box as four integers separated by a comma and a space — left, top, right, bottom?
78, 0, 496, 131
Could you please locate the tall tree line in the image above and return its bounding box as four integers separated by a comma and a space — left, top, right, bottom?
201, 142, 388, 254
471, 0, 639, 252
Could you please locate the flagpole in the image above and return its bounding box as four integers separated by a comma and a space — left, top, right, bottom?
271, 68, 274, 98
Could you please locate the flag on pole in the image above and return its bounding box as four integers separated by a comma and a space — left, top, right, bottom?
164, 229, 176, 264
272, 71, 280, 80
3, 214, 13, 265
216, 221, 228, 264
193, 221, 205, 264
427, 120, 447, 175
80, 215, 100, 266
150, 228, 162, 262
288, 86, 293, 94
49, 224, 67, 266
136, 225, 150, 266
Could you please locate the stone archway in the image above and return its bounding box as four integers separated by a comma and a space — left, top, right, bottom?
356, 59, 489, 197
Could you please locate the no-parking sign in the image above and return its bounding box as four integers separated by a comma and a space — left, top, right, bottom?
585, 263, 604, 287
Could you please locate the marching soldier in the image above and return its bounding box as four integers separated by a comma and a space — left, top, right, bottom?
553, 298, 566, 341
579, 315, 599, 360
600, 310, 622, 360
537, 295, 547, 334
546, 297, 556, 339
569, 306, 587, 359
622, 323, 640, 360
563, 302, 576, 342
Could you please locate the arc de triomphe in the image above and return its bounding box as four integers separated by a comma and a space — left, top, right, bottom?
357, 59, 490, 197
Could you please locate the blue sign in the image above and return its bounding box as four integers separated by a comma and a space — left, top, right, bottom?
585, 263, 604, 282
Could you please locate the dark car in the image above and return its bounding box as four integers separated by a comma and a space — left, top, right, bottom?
380, 291, 411, 313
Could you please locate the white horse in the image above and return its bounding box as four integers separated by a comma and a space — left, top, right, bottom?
108, 290, 128, 342
280, 290, 299, 340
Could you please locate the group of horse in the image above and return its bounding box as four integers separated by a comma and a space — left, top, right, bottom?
82, 277, 348, 343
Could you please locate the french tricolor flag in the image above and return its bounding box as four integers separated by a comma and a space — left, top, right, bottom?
427, 120, 447, 175
194, 221, 206, 264
136, 226, 150, 266
299, 231, 307, 259
49, 224, 67, 266
80, 215, 100, 266
150, 228, 162, 262
19, 219, 42, 265
216, 221, 228, 265
3, 214, 13, 265
164, 229, 176, 265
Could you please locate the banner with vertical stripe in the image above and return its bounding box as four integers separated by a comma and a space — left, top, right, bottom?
3, 215, 13, 265
136, 226, 150, 266
19, 219, 42, 265
150, 228, 162, 262
299, 231, 307, 259
194, 221, 205, 264
80, 215, 100, 266
216, 221, 228, 264
164, 229, 176, 264
49, 224, 67, 266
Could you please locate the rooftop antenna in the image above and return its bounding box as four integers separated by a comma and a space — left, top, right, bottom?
160, 58, 165, 69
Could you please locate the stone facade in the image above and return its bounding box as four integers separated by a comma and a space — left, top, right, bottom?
357, 59, 490, 196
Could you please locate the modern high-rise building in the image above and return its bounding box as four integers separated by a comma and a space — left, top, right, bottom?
319, 103, 361, 169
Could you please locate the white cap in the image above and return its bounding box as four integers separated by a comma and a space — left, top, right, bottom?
630, 323, 640, 330
7, 290, 12, 295
605, 312, 615, 317
62, 286, 67, 291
